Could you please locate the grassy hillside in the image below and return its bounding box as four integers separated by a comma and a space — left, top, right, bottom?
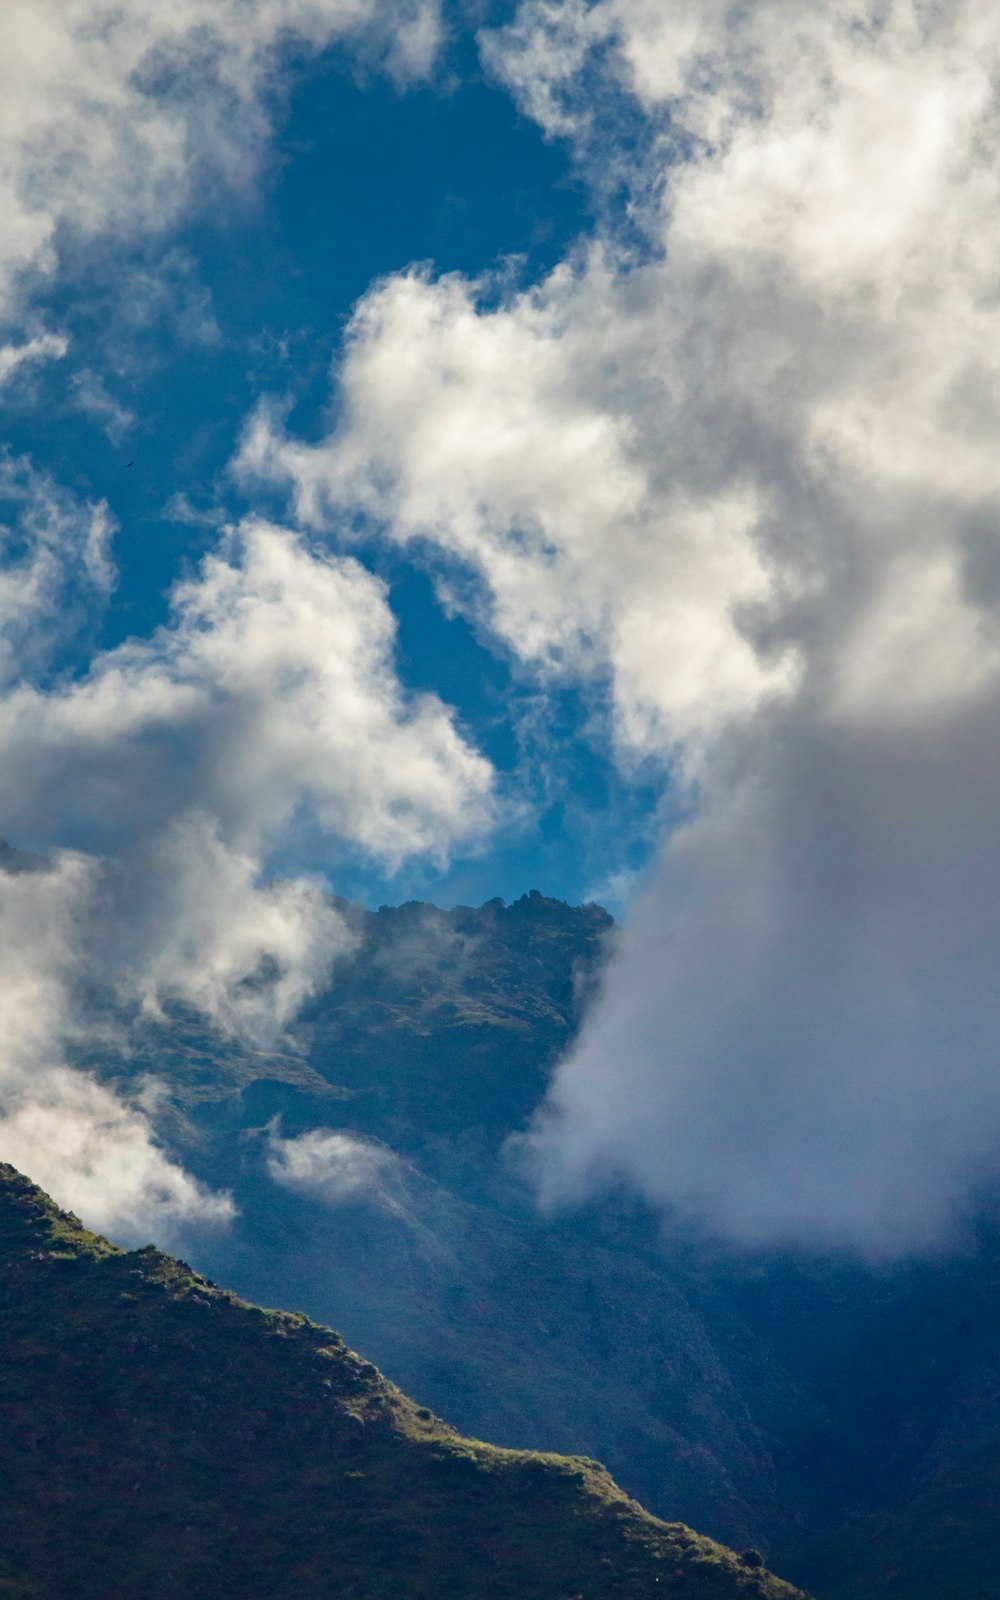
0, 1163, 807, 1600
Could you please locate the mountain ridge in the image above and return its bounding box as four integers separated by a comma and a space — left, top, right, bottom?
12, 874, 1000, 1595
0, 1161, 807, 1600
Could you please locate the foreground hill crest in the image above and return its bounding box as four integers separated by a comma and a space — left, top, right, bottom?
0, 1163, 806, 1600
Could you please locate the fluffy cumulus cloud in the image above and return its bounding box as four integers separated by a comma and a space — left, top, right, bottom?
0, 0, 441, 331
240, 268, 792, 758
248, 0, 1000, 1248
0, 518, 493, 871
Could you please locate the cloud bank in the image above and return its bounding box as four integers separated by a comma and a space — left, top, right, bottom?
251, 0, 1000, 1248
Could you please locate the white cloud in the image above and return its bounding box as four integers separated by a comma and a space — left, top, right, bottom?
0, 518, 493, 873
267, 1127, 402, 1204
0, 331, 67, 387
0, 1070, 235, 1245
97, 816, 353, 1044
69, 370, 136, 444
248, 0, 1000, 1247
0, 0, 442, 328
0, 454, 115, 689
239, 265, 793, 760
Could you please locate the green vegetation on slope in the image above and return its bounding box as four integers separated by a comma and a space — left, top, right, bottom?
0, 1163, 806, 1600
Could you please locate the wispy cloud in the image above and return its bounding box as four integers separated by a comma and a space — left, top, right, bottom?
267, 1127, 404, 1205
0, 453, 115, 686
0, 0, 443, 330
69, 371, 136, 445
0, 331, 67, 387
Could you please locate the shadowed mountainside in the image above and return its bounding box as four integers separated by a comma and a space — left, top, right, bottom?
93, 893, 812, 1551
0, 1162, 806, 1600
45, 879, 1000, 1595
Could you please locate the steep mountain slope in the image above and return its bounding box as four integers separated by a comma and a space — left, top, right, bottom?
113, 890, 614, 1183
766, 1225, 1000, 1598
194, 1150, 812, 1549
0, 1163, 806, 1600
69, 884, 1000, 1589
93, 893, 815, 1551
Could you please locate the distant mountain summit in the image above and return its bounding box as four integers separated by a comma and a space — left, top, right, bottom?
0, 1162, 806, 1600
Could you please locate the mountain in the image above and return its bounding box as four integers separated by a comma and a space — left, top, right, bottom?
92, 893, 813, 1551
0, 839, 47, 874
108, 890, 615, 1184
771, 1223, 1000, 1599
68, 888, 1000, 1592
0, 1162, 806, 1600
